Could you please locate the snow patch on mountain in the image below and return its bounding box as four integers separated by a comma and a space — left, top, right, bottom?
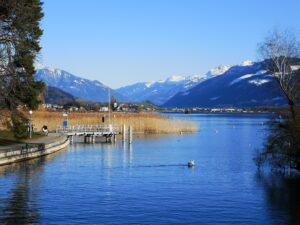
166, 75, 186, 82
145, 82, 153, 88
229, 70, 267, 85
240, 60, 254, 66
206, 65, 232, 78
248, 79, 271, 86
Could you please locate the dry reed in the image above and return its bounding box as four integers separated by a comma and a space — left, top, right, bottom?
31, 110, 198, 134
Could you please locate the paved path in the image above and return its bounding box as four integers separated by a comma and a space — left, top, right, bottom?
24, 133, 63, 144
0, 133, 69, 166
0, 133, 64, 153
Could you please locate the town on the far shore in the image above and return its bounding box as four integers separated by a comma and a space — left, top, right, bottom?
42, 98, 274, 114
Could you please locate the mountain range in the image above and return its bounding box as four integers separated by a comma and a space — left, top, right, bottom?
164, 61, 286, 107
35, 61, 288, 107
116, 65, 231, 105
35, 65, 127, 102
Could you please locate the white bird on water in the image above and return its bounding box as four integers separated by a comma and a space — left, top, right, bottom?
188, 160, 195, 167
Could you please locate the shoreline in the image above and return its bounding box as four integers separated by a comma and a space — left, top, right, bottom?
0, 133, 69, 166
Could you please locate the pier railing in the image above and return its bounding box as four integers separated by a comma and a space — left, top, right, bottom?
55, 125, 119, 134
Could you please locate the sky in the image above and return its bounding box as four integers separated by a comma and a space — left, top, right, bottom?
39, 0, 300, 88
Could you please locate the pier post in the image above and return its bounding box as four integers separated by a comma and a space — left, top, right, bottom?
84, 136, 91, 143
128, 126, 133, 144
122, 124, 126, 142
69, 135, 74, 144
92, 135, 95, 143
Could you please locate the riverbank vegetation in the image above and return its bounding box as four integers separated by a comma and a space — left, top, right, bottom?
255, 29, 300, 172
30, 110, 198, 134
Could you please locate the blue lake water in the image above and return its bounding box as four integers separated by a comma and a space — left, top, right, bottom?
1, 113, 300, 225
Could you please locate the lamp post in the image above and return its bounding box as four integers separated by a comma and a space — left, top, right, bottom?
29, 110, 33, 139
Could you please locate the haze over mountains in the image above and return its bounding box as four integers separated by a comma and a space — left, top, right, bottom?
35, 61, 287, 107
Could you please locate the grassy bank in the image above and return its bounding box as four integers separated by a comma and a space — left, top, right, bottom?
0, 131, 43, 146
31, 111, 198, 134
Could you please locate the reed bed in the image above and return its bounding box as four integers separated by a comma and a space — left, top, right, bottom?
31, 110, 198, 134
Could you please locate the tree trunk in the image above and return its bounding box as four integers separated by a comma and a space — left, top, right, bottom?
288, 99, 296, 122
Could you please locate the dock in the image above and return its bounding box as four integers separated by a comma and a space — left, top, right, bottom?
55, 125, 118, 143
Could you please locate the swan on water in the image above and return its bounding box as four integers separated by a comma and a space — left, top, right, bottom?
188, 160, 195, 167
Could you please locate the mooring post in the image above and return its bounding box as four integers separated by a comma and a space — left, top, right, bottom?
128, 126, 133, 144
122, 124, 126, 142
69, 135, 74, 144
113, 134, 117, 142
92, 135, 95, 143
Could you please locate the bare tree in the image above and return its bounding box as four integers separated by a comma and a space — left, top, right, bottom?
258, 29, 300, 120
256, 29, 300, 172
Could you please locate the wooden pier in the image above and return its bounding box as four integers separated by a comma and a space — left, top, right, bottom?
56, 125, 118, 143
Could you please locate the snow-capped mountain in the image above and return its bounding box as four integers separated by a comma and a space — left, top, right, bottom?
205, 65, 232, 78
163, 61, 287, 108
117, 64, 233, 105
35, 66, 127, 102
116, 74, 208, 105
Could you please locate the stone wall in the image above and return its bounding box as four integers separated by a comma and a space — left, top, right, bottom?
0, 135, 69, 166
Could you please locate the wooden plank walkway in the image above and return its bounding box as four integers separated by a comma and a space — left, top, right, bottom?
55, 125, 118, 143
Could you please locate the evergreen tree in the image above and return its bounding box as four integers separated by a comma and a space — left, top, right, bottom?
0, 0, 44, 138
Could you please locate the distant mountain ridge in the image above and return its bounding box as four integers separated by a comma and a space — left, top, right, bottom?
116, 63, 235, 105
35, 66, 127, 102
116, 74, 208, 105
43, 86, 77, 105
163, 61, 287, 108
36, 60, 289, 108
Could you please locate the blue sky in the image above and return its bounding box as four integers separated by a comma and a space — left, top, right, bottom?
40, 0, 300, 88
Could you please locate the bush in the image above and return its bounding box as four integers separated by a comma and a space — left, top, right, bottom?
255, 113, 300, 171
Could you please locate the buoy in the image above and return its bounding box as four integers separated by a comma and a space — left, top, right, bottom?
188, 160, 195, 167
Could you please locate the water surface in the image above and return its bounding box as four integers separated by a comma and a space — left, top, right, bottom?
1, 113, 300, 225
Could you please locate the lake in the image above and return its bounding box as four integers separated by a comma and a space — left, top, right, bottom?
1, 113, 300, 225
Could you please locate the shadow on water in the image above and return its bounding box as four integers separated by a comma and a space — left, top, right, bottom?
0, 151, 65, 225
101, 164, 188, 170
256, 171, 300, 225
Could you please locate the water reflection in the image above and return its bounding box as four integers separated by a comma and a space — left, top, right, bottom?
2, 113, 291, 224
256, 172, 300, 225
0, 153, 62, 224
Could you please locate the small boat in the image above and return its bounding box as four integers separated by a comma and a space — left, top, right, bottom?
188, 160, 195, 167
